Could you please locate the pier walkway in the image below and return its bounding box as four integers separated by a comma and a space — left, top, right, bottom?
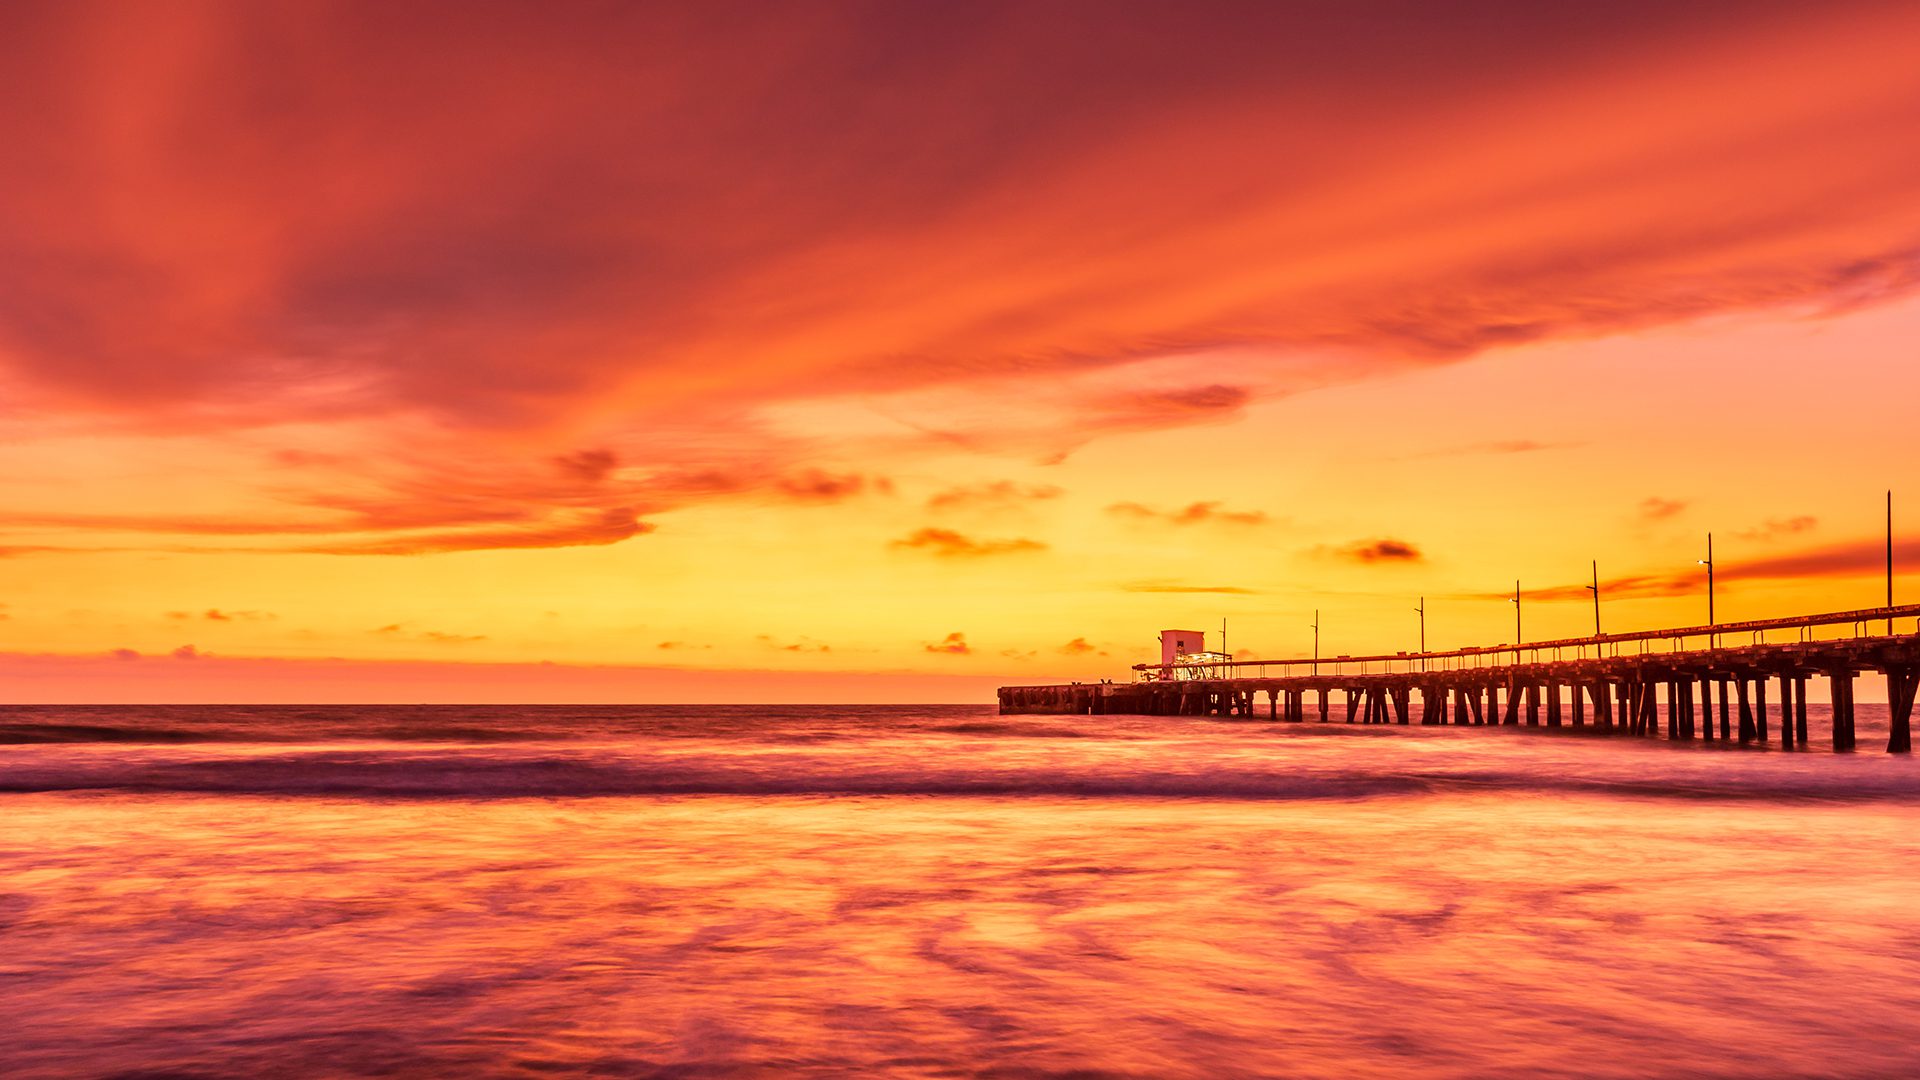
998, 605, 1920, 752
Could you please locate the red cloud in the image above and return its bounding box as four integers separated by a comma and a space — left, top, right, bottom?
5, 5, 1920, 554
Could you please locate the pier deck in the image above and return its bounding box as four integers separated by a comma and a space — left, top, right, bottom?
998, 605, 1920, 752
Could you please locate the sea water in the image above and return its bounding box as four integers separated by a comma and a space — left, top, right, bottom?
3, 704, 1918, 1078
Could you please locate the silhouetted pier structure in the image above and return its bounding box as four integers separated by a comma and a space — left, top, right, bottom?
998, 605, 1920, 753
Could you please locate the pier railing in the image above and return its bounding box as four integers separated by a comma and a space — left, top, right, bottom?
1134, 603, 1920, 681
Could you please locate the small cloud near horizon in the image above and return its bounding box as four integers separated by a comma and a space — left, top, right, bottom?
372, 624, 487, 644
891, 527, 1047, 558
926, 632, 972, 655
1325, 538, 1424, 564
755, 634, 830, 653
1058, 637, 1108, 657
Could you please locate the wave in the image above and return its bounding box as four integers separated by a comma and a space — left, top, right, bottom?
3, 748, 1916, 803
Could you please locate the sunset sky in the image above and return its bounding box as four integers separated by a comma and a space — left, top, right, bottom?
4, 1, 1920, 701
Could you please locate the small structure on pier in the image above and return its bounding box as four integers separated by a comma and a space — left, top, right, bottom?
1157, 629, 1229, 681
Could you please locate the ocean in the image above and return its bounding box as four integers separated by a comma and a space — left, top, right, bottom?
3, 704, 1918, 1078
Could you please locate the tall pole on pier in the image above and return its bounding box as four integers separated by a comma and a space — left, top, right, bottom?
1312, 610, 1320, 676
1699, 534, 1715, 648
1415, 598, 1425, 654
1586, 561, 1600, 637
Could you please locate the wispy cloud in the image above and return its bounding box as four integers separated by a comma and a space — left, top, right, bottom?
773, 469, 891, 502
1460, 534, 1920, 603
755, 635, 831, 653
167, 609, 275, 622
890, 528, 1047, 558
372, 624, 488, 645
1394, 439, 1579, 461
1120, 581, 1261, 595
1106, 501, 1269, 527
1736, 515, 1818, 541
926, 481, 1064, 512
1639, 497, 1689, 522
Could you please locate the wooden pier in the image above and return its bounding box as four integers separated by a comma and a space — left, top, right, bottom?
998, 605, 1920, 752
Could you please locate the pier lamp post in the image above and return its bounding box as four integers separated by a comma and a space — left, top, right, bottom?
1586, 561, 1600, 637
1698, 533, 1715, 648
1311, 610, 1320, 675
1415, 597, 1426, 656
1511, 580, 1521, 664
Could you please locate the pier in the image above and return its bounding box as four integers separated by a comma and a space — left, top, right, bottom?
998, 604, 1920, 752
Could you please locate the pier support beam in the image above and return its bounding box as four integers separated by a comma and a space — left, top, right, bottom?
1794, 677, 1809, 745
1737, 679, 1755, 744
1831, 669, 1856, 751
1778, 678, 1793, 746
1888, 667, 1916, 754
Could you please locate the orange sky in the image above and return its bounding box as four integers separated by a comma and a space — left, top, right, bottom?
4, 1, 1920, 702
